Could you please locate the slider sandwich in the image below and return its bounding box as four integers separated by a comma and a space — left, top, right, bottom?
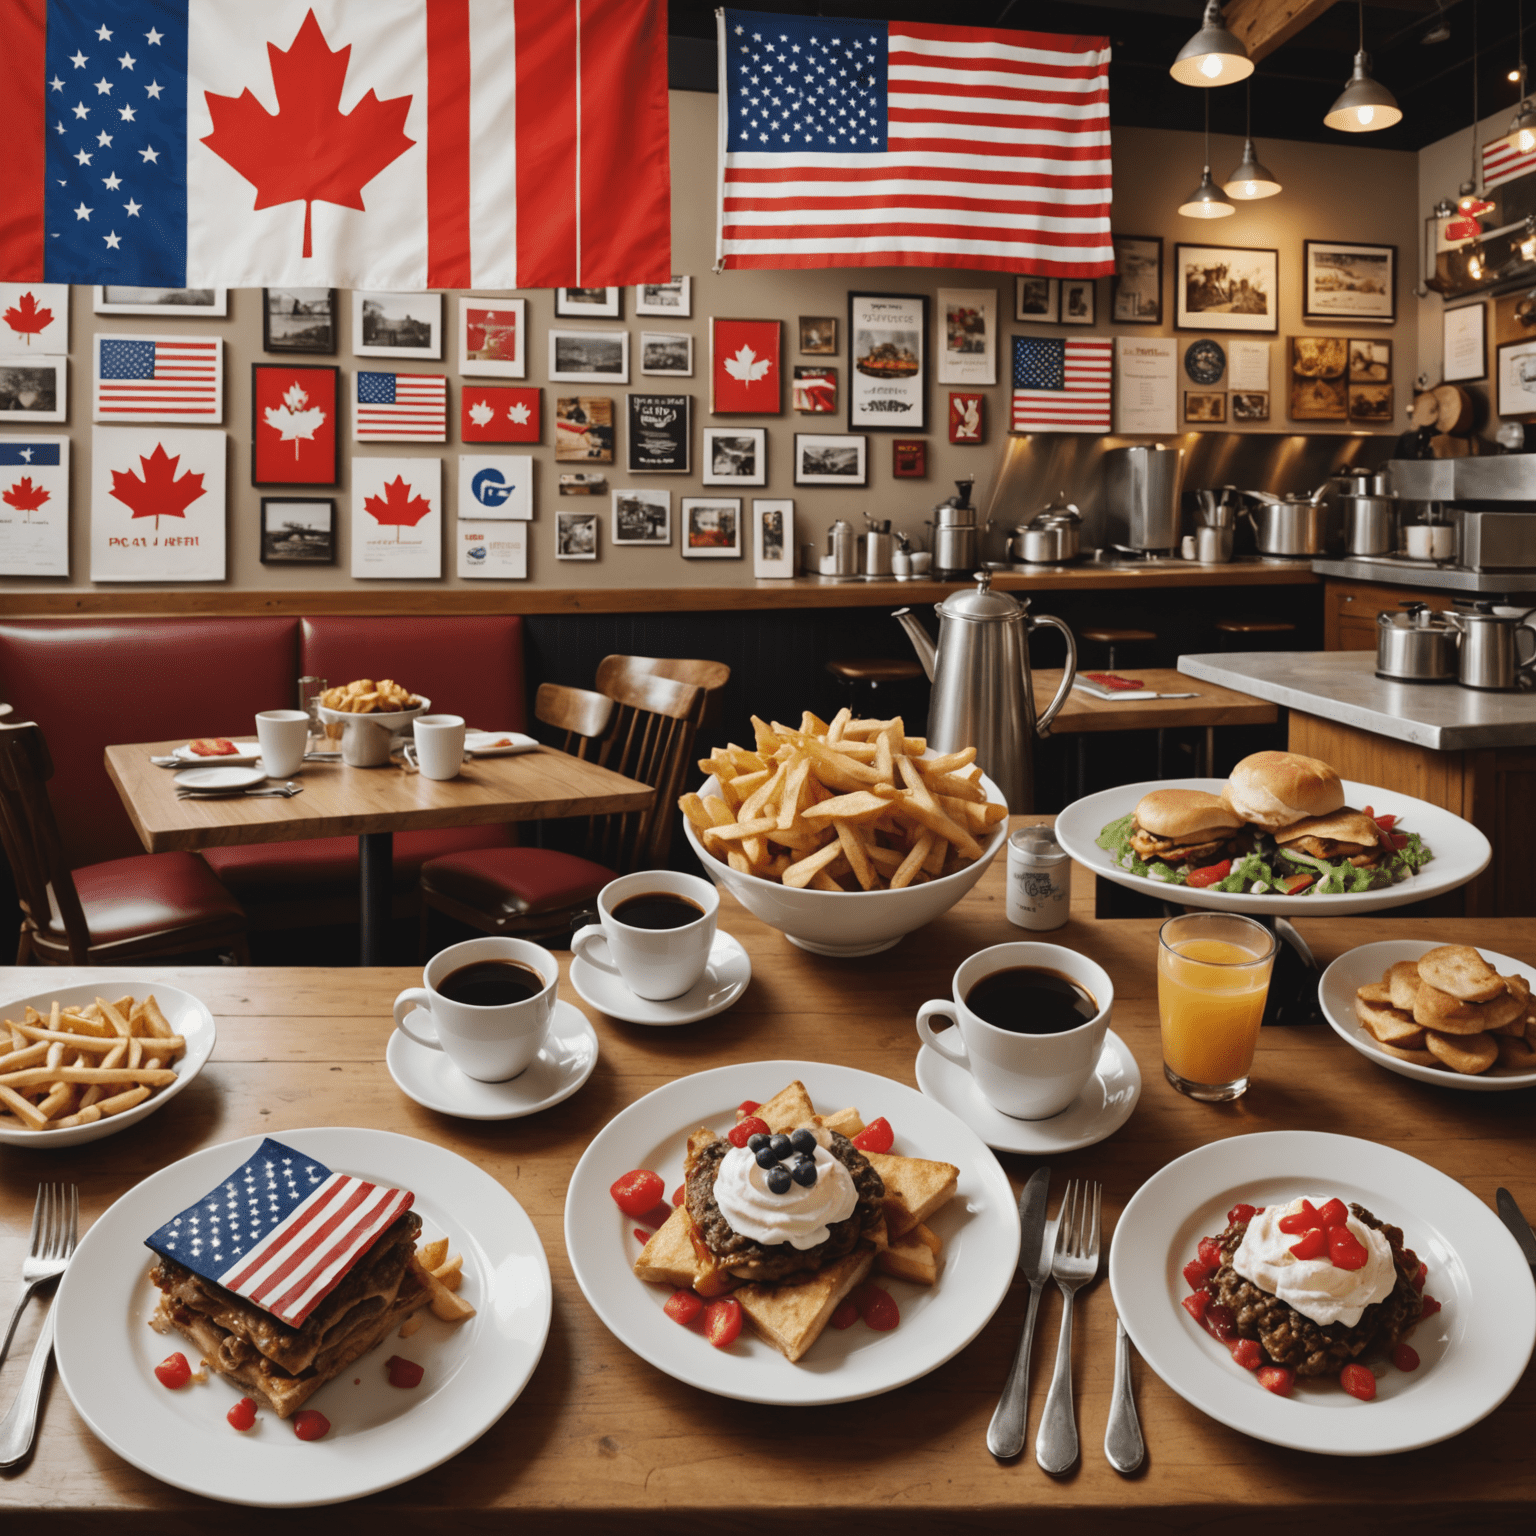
1274, 808, 1386, 870
1129, 789, 1246, 867
1221, 750, 1344, 831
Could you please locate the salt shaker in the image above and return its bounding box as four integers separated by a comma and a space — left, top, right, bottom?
1007, 825, 1071, 931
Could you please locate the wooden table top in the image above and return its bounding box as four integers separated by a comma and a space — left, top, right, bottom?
2, 829, 1533, 1532
1035, 669, 1279, 735
104, 740, 654, 852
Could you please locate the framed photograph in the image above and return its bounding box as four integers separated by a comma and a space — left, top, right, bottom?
1303, 241, 1395, 324
611, 488, 671, 546
549, 329, 630, 384
1497, 338, 1536, 417
849, 292, 927, 432
94, 335, 222, 424
799, 316, 838, 354
682, 497, 742, 558
458, 297, 526, 379
1014, 276, 1058, 323
893, 439, 927, 478
793, 365, 837, 413
0, 283, 69, 355
0, 358, 66, 421
251, 363, 339, 487
1111, 235, 1162, 325
91, 426, 226, 582
556, 287, 621, 319
350, 457, 441, 580
559, 472, 607, 496
1231, 391, 1270, 422
1289, 335, 1348, 420
1185, 391, 1227, 424
556, 508, 600, 560
352, 292, 443, 359
794, 432, 867, 487
555, 396, 614, 462
753, 498, 794, 579
458, 454, 533, 521
260, 498, 334, 564
1060, 279, 1096, 327
937, 289, 997, 385
462, 384, 540, 443
702, 426, 766, 486
1442, 305, 1486, 385
94, 287, 227, 317
627, 394, 691, 474
1348, 383, 1394, 422
1348, 339, 1392, 384
640, 331, 693, 377
1175, 245, 1278, 333
635, 277, 691, 317
711, 318, 781, 413
263, 288, 336, 354
949, 392, 985, 444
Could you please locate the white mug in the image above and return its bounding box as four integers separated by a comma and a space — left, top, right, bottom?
255, 709, 309, 777
916, 942, 1112, 1120
1406, 524, 1455, 561
407, 714, 466, 780
392, 936, 557, 1081
571, 871, 719, 1000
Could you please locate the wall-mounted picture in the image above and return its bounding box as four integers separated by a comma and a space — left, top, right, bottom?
1184, 338, 1226, 385
556, 508, 600, 559
1014, 276, 1058, 322
557, 287, 622, 319
350, 457, 441, 579
559, 472, 607, 496
251, 363, 339, 488
457, 522, 528, 580
753, 498, 794, 579
459, 297, 526, 378
949, 392, 985, 443
549, 329, 629, 384
793, 365, 837, 413
1231, 391, 1270, 422
849, 292, 927, 432
263, 288, 335, 354
353, 371, 447, 443
682, 497, 742, 558
702, 426, 766, 486
1185, 391, 1227, 424
260, 498, 334, 565
1289, 335, 1349, 420
794, 432, 867, 486
0, 359, 66, 421
462, 384, 541, 443
1443, 304, 1486, 385
627, 394, 691, 474
711, 318, 781, 413
555, 395, 614, 462
1348, 338, 1391, 383
1348, 383, 1394, 421
0, 435, 69, 578
612, 488, 672, 546
94, 287, 227, 317
799, 316, 838, 354
1303, 241, 1395, 324
1498, 337, 1536, 418
90, 425, 227, 583
458, 454, 533, 521
893, 439, 927, 477
94, 335, 222, 424
353, 291, 443, 358
1111, 235, 1162, 325
0, 283, 69, 356
1175, 244, 1278, 333
640, 331, 693, 376
937, 289, 997, 386
1060, 279, 1096, 327
636, 277, 691, 317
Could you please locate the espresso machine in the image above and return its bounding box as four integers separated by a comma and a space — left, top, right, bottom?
929, 478, 980, 579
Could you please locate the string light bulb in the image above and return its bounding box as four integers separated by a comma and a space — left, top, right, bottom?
1465, 239, 1487, 281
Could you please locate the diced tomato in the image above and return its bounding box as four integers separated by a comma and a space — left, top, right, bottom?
633, 1228, 653, 1245
861, 1286, 900, 1332
292, 1410, 331, 1440
1279, 874, 1315, 896
153, 1352, 191, 1390
704, 1297, 742, 1349
1361, 805, 1375, 819
1389, 832, 1408, 850
830, 1299, 860, 1330
1181, 1291, 1211, 1324
609, 1169, 665, 1217
1412, 1261, 1427, 1292
1226, 1203, 1258, 1227
1419, 1293, 1442, 1319
1328, 1226, 1369, 1271
1230, 1339, 1263, 1371
638, 1201, 674, 1231
226, 1396, 257, 1431
737, 1100, 761, 1117
1257, 1366, 1295, 1397
672, 1185, 686, 1207
1371, 813, 1396, 832
384, 1355, 424, 1389
728, 1115, 770, 1148
1339, 1363, 1377, 1402
1197, 1235, 1224, 1269
1206, 1303, 1238, 1342
1288, 1227, 1328, 1262
1185, 860, 1232, 889
1392, 1343, 1421, 1372
1278, 1201, 1322, 1235
1316, 1198, 1349, 1230
1183, 1257, 1215, 1292
663, 1289, 705, 1327
852, 1117, 894, 1154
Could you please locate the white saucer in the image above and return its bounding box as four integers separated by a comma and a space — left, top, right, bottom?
915, 1029, 1142, 1154
568, 930, 752, 1026
171, 740, 262, 765
465, 730, 540, 756
172, 763, 268, 790
386, 998, 598, 1119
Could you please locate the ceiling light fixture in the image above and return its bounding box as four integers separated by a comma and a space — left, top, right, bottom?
1465, 238, 1487, 281
1179, 92, 1235, 218
1324, 1, 1402, 131
1511, 2, 1536, 150
1170, 1, 1253, 88
1520, 215, 1536, 263
1224, 80, 1281, 199
1423, 1, 1451, 45
1457, 2, 1491, 216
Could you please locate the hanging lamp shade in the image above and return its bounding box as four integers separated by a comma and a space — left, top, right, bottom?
1178, 167, 1236, 218
1325, 50, 1402, 131
1457, 178, 1495, 216
1511, 99, 1536, 153
1170, 2, 1253, 87
1224, 138, 1282, 199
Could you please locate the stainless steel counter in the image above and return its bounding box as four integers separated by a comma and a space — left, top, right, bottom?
1178, 650, 1536, 750
1312, 555, 1536, 597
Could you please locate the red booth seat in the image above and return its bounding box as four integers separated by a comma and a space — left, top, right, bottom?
418, 846, 616, 921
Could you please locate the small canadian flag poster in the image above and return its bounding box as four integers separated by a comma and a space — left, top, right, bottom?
351, 457, 441, 579
462, 385, 541, 443
0, 284, 69, 356
711, 319, 782, 414
90, 428, 227, 582
252, 364, 340, 487
0, 438, 70, 577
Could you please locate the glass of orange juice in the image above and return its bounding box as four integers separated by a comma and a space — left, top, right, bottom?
1157, 913, 1277, 1101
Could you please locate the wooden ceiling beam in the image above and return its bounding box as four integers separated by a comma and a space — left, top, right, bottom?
1223, 0, 1343, 63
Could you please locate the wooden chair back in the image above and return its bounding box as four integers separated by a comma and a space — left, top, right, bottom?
596, 654, 730, 731
534, 683, 615, 758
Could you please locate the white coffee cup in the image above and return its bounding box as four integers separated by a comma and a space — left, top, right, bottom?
392, 936, 557, 1081
916, 942, 1112, 1120
407, 714, 466, 780
255, 709, 309, 777
571, 871, 719, 1000
1405, 524, 1455, 561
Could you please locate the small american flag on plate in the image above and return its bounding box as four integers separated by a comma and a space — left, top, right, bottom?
1011, 336, 1111, 433
92, 336, 223, 423
144, 1136, 414, 1328
355, 372, 449, 443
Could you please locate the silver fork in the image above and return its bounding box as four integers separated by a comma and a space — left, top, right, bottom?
1034, 1179, 1102, 1475
0, 1184, 76, 1372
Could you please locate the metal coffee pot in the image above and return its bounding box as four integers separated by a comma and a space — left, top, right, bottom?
1455, 604, 1536, 691
894, 571, 1077, 812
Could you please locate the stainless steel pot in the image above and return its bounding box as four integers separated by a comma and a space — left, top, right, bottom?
1244, 496, 1333, 557
1012, 497, 1083, 565
859, 516, 894, 579
1195, 524, 1234, 563
1376, 604, 1459, 683
1345, 495, 1397, 556
931, 522, 978, 578
1456, 604, 1536, 691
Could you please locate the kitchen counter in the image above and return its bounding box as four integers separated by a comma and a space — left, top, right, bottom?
1314, 555, 1536, 598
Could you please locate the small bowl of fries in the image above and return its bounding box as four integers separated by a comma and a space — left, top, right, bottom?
0, 980, 216, 1147
317, 678, 430, 768
680, 710, 1008, 957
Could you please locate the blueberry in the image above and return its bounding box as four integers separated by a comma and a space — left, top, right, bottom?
755, 1146, 778, 1169
766, 1165, 792, 1194
747, 1133, 768, 1153
768, 1134, 792, 1160
791, 1157, 818, 1187
788, 1129, 816, 1155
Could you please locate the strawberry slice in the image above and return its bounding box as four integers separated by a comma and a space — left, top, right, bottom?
861, 1286, 900, 1331
1419, 1293, 1442, 1319
1226, 1203, 1258, 1226
1185, 860, 1232, 889
1181, 1291, 1211, 1324
1288, 1227, 1328, 1261
1206, 1303, 1238, 1342
852, 1117, 894, 1153
1197, 1235, 1224, 1269
1339, 1363, 1377, 1401
727, 1115, 769, 1148
1183, 1257, 1215, 1292
1277, 1200, 1322, 1235
1316, 1198, 1349, 1230
664, 1290, 704, 1327
704, 1297, 742, 1349
1230, 1339, 1263, 1371
1327, 1225, 1369, 1270
1257, 1366, 1295, 1397
830, 1299, 861, 1330
1392, 1343, 1420, 1372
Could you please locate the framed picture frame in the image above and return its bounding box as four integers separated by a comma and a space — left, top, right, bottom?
640, 331, 693, 377
1442, 305, 1486, 385
1348, 383, 1394, 422
555, 395, 614, 463
1111, 235, 1162, 325
555, 509, 600, 559
799, 316, 838, 354
627, 394, 691, 474
259, 498, 335, 565
1060, 279, 1096, 327
1303, 241, 1396, 324
937, 289, 997, 386
263, 288, 336, 354
1348, 338, 1392, 384
350, 456, 440, 580
611, 487, 672, 546
1231, 391, 1270, 422
1289, 336, 1349, 420
892, 439, 927, 477
559, 472, 607, 496
462, 384, 541, 443
949, 392, 985, 444
352, 369, 447, 444
0, 434, 68, 577
711, 318, 781, 413
251, 363, 340, 488
458, 454, 533, 521
1184, 390, 1227, 424
753, 499, 794, 579
794, 432, 867, 487
1174, 244, 1278, 333
1014, 277, 1058, 323
556, 287, 622, 319
793, 365, 837, 413
94, 287, 227, 317
1497, 337, 1536, 417
94, 336, 221, 424
702, 426, 766, 486
635, 277, 691, 318
848, 291, 927, 432
352, 291, 443, 358
458, 297, 526, 379
682, 497, 743, 558
0, 283, 68, 356
91, 426, 227, 582
0, 358, 66, 421
549, 329, 630, 385
457, 521, 528, 579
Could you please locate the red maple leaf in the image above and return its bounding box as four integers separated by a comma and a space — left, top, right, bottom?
3, 292, 53, 342
109, 443, 207, 532
364, 475, 433, 542
2, 476, 50, 518
201, 9, 415, 259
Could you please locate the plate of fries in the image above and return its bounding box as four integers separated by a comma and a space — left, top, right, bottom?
316, 677, 425, 719
679, 709, 1008, 956
0, 979, 216, 1147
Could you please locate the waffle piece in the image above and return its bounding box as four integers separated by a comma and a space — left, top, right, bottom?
734, 1246, 875, 1362
753, 1080, 817, 1132
863, 1150, 960, 1239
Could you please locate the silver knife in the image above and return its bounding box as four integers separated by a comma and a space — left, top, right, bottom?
1496, 1188, 1536, 1268
987, 1165, 1053, 1460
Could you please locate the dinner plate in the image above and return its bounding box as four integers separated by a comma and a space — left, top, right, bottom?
53, 1126, 552, 1507
0, 977, 216, 1147
564, 1060, 1020, 1405
1319, 939, 1536, 1092
1054, 777, 1492, 915
465, 730, 540, 756
171, 740, 262, 766
1109, 1130, 1536, 1457
173, 764, 268, 791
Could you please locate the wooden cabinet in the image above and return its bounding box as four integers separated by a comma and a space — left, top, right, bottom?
1323, 579, 1457, 652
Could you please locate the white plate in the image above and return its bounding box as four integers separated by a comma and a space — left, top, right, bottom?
53, 1126, 552, 1507
568, 930, 752, 1026
915, 1029, 1141, 1154
173, 765, 267, 791
1055, 777, 1492, 915
1109, 1130, 1536, 1457
0, 978, 216, 1148
564, 1060, 1020, 1405
386, 999, 598, 1118
464, 731, 540, 756
1319, 940, 1536, 1092
171, 740, 262, 766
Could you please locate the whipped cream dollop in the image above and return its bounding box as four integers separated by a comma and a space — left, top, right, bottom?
712, 1140, 858, 1250
1232, 1197, 1396, 1329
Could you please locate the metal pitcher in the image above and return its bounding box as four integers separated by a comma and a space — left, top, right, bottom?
894, 571, 1077, 812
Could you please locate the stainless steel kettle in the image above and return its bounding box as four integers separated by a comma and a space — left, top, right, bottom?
894, 571, 1077, 812
1454, 604, 1536, 691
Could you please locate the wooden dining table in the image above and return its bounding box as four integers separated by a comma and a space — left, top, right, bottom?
2, 824, 1534, 1532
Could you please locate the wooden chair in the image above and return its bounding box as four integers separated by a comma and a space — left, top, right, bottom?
0, 716, 249, 965
596, 654, 731, 731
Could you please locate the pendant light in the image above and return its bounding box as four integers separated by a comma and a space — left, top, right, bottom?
1325, 1, 1402, 131
1179, 94, 1235, 219
1170, 1, 1253, 87
1224, 81, 1281, 199
1510, 1, 1536, 151
1458, 3, 1493, 216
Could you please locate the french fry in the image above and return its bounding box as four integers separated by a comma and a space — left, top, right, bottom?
0, 1084, 49, 1129
142, 996, 175, 1039
96, 996, 131, 1037
417, 1237, 450, 1271
52, 1085, 152, 1128
411, 1257, 477, 1323
801, 790, 889, 826
431, 1253, 464, 1291
891, 832, 936, 891
0, 1065, 178, 1089
783, 839, 847, 889
833, 819, 877, 891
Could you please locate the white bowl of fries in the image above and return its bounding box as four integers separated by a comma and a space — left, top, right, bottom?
681, 712, 1008, 957
317, 680, 430, 768
0, 981, 216, 1147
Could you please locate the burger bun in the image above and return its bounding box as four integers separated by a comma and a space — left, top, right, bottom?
1133, 788, 1243, 840
1223, 751, 1344, 831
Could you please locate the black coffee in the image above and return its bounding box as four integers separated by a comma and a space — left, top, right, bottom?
611, 892, 705, 930
438, 959, 544, 1007
965, 966, 1098, 1035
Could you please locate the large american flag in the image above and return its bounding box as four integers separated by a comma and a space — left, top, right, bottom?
716, 9, 1112, 275
1483, 133, 1536, 191
93, 335, 222, 421
355, 372, 447, 442
145, 1137, 414, 1329
1011, 336, 1112, 432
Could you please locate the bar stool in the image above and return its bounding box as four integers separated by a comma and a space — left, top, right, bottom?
824, 657, 926, 718
1074, 627, 1161, 793
1215, 618, 1296, 651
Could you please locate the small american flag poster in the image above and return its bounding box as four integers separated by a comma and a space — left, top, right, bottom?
355, 372, 449, 443
1011, 336, 1111, 433
92, 336, 223, 424
144, 1137, 414, 1329
1483, 132, 1536, 190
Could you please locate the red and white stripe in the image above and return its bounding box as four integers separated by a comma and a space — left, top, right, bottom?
1012, 339, 1112, 432
1483, 133, 1536, 190
356, 374, 448, 442
95, 339, 221, 418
